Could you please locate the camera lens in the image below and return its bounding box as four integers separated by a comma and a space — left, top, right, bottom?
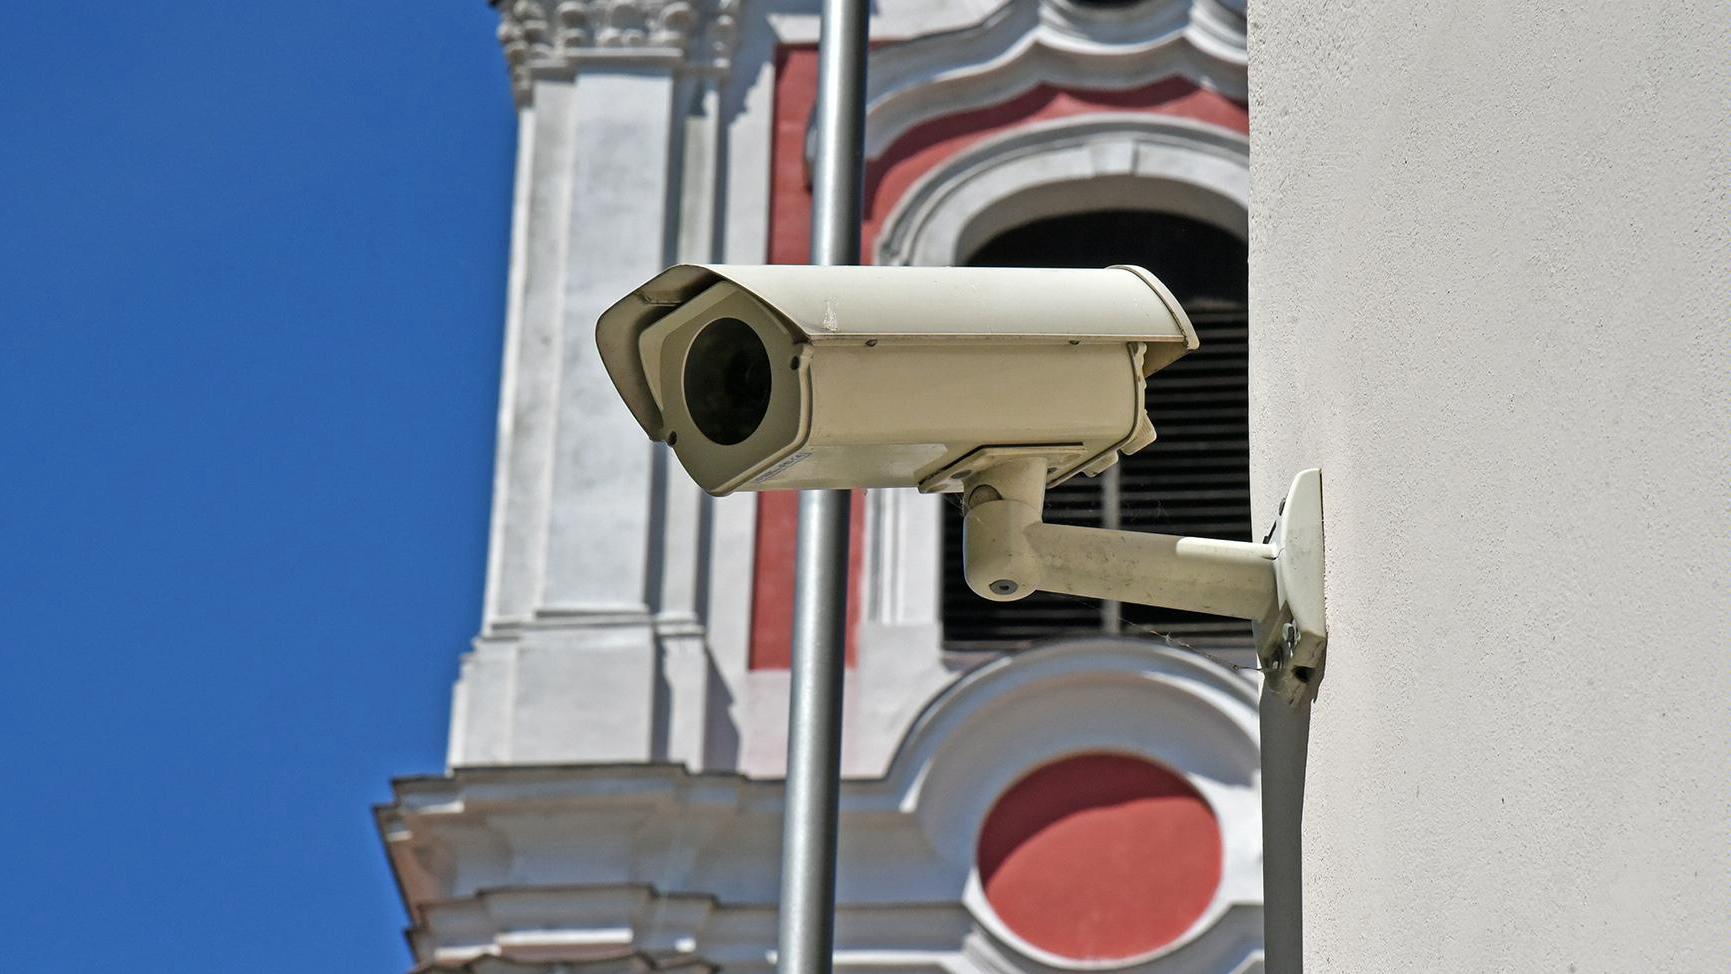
683, 317, 771, 446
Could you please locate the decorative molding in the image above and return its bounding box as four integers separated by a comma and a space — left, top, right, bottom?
384, 641, 1264, 974
1045, 0, 1246, 63
494, 0, 745, 104
876, 113, 1250, 267
415, 886, 719, 969
419, 951, 694, 974
833, 0, 1246, 164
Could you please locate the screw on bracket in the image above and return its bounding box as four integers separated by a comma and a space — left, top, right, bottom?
1270, 621, 1298, 673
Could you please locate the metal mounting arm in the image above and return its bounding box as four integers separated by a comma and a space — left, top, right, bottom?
961, 456, 1327, 706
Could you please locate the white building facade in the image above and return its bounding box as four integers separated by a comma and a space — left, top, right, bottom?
1248, 4, 1727, 972
380, 1, 1271, 972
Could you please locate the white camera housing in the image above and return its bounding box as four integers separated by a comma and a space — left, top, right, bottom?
596, 262, 1328, 705
596, 263, 1197, 496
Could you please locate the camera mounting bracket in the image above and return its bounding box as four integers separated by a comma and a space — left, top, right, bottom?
962, 461, 1327, 706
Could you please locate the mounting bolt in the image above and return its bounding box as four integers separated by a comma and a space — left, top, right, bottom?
1269, 621, 1298, 672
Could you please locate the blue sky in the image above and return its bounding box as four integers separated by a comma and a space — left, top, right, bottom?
0, 3, 514, 967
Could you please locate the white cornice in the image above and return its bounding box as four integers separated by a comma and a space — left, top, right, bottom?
415, 951, 689, 973
492, 0, 746, 105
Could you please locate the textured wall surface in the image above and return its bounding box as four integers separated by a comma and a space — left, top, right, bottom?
1247, 3, 1729, 971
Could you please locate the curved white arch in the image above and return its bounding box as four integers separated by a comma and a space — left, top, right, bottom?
875, 112, 1249, 267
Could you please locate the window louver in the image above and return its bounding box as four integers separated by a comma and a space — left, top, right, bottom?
1117, 305, 1252, 646
942, 210, 1251, 654
940, 305, 1251, 651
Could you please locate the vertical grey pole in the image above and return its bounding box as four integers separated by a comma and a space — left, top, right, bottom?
1098, 464, 1122, 633
776, 2, 867, 974
1260, 691, 1311, 974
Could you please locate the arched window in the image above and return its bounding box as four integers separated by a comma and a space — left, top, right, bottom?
943, 211, 1251, 651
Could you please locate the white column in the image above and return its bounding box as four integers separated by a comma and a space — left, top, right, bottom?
452, 0, 745, 767
480, 84, 574, 629
536, 63, 677, 618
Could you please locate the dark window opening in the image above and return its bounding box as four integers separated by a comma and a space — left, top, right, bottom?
943, 210, 1251, 652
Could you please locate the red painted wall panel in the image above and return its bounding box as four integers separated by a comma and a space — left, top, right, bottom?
977, 753, 1223, 960
746, 490, 864, 669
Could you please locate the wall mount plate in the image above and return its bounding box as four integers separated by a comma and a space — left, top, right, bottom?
1256, 468, 1328, 707
918, 443, 1091, 494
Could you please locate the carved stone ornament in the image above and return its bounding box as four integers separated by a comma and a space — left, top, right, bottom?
494, 0, 743, 103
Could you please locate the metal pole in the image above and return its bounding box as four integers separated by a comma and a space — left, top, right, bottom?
776, 2, 867, 974
1260, 691, 1311, 974
1098, 464, 1122, 633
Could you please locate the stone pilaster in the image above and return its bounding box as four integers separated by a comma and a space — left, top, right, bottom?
451, 0, 744, 768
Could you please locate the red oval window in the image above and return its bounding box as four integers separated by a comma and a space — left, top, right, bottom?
977, 753, 1222, 961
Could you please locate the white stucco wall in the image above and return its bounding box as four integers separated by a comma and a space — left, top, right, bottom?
1247, 4, 1728, 971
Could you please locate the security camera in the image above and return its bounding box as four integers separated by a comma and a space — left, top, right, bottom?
595, 263, 1328, 705
595, 263, 1197, 496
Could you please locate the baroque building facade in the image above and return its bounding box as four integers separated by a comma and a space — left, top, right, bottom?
379, 2, 1265, 971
